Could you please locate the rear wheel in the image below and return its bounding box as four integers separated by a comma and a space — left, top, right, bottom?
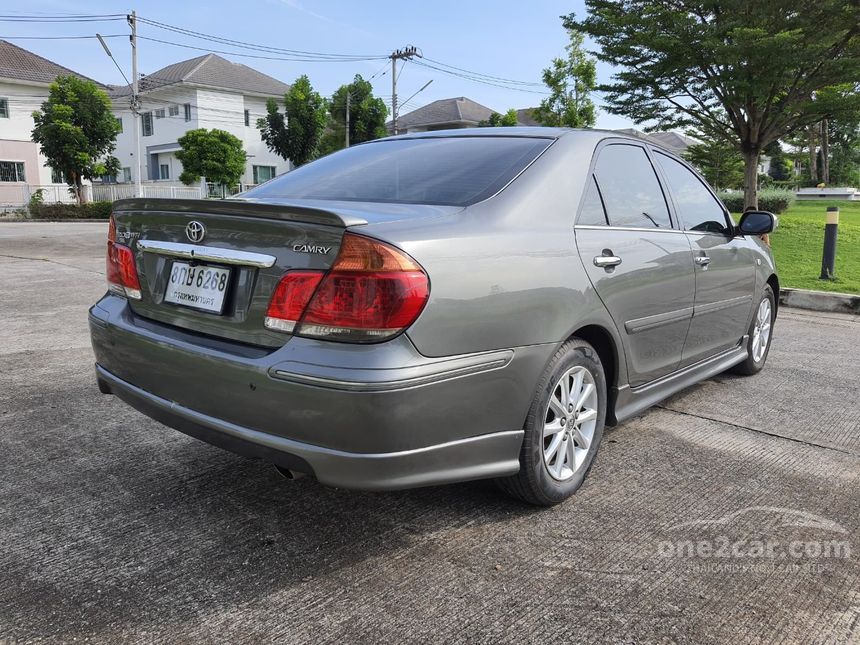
731, 285, 775, 376
497, 338, 606, 506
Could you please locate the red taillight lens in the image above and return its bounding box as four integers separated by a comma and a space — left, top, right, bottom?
264, 233, 430, 342
264, 271, 325, 333
106, 215, 141, 300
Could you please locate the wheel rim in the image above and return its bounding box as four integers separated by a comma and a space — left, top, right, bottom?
751, 297, 772, 363
542, 365, 598, 482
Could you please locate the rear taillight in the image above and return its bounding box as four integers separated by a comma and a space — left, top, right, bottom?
106, 215, 141, 300
265, 233, 430, 342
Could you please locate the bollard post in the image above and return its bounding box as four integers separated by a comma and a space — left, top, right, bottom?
819, 206, 839, 280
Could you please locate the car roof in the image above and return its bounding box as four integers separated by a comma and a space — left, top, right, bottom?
385, 127, 681, 155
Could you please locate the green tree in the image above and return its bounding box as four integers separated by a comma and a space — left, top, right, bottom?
31, 75, 120, 204
478, 109, 519, 127
764, 141, 792, 181
533, 19, 596, 128
175, 128, 246, 187
569, 1, 860, 209
828, 116, 860, 186
683, 137, 745, 191
319, 74, 388, 156
258, 75, 327, 167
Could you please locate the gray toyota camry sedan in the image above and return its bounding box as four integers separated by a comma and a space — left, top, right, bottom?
90, 128, 778, 505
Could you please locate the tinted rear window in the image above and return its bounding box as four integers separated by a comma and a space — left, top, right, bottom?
244, 136, 553, 207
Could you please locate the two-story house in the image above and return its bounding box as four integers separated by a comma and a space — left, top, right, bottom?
110, 53, 291, 187
0, 39, 102, 206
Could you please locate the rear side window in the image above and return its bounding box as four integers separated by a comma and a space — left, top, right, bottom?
577, 175, 608, 225
244, 137, 553, 207
654, 152, 730, 234
593, 144, 671, 228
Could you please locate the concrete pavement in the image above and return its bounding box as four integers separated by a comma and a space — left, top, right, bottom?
1, 222, 858, 643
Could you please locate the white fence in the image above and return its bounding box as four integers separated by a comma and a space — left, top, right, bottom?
92, 182, 205, 202
1, 181, 259, 210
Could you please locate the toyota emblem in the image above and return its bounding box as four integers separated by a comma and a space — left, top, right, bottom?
185, 220, 206, 243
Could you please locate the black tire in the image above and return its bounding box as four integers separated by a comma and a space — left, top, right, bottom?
496, 338, 607, 506
731, 284, 775, 376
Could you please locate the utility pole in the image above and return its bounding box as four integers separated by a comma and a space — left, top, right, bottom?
389, 46, 419, 135
345, 91, 350, 148
128, 11, 142, 198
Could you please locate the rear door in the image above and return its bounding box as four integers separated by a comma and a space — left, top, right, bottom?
575, 142, 696, 387
652, 151, 756, 366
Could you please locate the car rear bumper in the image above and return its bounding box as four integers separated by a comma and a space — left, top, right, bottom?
89, 295, 552, 490
96, 364, 523, 490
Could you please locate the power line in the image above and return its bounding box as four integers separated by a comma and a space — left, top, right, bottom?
412, 59, 549, 95
0, 34, 126, 40
136, 15, 386, 61
422, 56, 544, 87
136, 34, 385, 63
0, 15, 126, 23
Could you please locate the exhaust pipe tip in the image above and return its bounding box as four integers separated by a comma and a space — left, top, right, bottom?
274, 464, 306, 480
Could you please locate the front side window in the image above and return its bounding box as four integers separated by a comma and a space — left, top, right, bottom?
0, 161, 25, 182
593, 144, 671, 228
0, 98, 8, 118
577, 175, 608, 226
655, 152, 730, 234
142, 112, 153, 137
245, 136, 553, 207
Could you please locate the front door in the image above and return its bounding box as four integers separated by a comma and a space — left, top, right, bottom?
576, 143, 696, 387
653, 151, 756, 366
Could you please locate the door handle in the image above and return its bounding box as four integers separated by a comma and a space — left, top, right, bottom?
594, 255, 622, 268
694, 256, 711, 266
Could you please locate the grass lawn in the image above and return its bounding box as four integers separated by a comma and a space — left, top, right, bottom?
736, 200, 860, 294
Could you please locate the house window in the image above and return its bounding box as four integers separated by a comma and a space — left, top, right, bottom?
169, 105, 179, 117
244, 109, 250, 127
51, 168, 65, 184
155, 108, 165, 119
122, 167, 132, 183
184, 103, 192, 121
142, 112, 153, 137
0, 98, 8, 118
253, 165, 276, 184
116, 116, 123, 133
0, 161, 26, 182
159, 163, 170, 180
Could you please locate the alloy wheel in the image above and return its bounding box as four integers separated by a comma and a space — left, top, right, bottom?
542, 365, 598, 481
752, 298, 772, 363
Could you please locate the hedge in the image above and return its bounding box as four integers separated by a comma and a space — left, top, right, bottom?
717, 189, 796, 215
29, 201, 113, 220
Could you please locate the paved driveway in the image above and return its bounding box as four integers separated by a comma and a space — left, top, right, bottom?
1, 222, 858, 644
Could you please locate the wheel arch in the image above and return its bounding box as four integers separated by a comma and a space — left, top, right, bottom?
567, 324, 622, 425
766, 273, 780, 318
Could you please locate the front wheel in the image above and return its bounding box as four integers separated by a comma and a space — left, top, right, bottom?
731, 284, 775, 376
496, 338, 607, 506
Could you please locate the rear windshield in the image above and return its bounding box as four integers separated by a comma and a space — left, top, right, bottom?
243, 136, 553, 207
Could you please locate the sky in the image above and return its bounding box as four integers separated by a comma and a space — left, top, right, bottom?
1, 0, 636, 129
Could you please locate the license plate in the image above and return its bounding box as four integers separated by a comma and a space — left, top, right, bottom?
164, 262, 231, 314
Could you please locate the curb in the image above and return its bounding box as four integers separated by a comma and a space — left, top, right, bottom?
779, 288, 860, 315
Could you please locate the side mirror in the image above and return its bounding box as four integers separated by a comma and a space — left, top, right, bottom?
737, 211, 777, 236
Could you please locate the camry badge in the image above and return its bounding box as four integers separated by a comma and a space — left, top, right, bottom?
185, 221, 206, 243
293, 243, 332, 255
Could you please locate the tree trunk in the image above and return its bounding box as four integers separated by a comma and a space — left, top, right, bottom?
820, 119, 830, 184
742, 150, 759, 210
808, 126, 818, 182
